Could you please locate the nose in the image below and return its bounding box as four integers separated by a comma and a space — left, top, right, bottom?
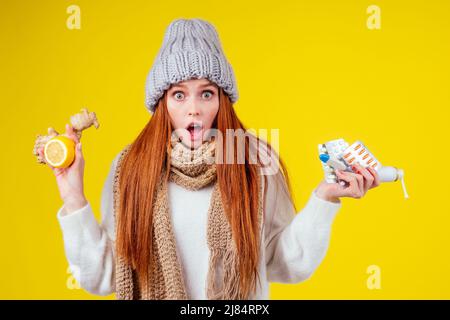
187, 100, 200, 116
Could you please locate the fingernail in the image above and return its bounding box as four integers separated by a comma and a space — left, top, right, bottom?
77, 142, 81, 150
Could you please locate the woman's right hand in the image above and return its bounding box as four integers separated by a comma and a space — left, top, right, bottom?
38, 124, 87, 214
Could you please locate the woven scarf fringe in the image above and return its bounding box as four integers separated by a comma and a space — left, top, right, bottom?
206, 247, 241, 300
113, 141, 264, 300
113, 144, 134, 300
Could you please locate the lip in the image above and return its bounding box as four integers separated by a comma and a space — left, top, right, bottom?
185, 122, 204, 141
185, 121, 203, 129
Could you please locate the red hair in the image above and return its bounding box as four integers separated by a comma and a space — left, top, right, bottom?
116, 88, 295, 298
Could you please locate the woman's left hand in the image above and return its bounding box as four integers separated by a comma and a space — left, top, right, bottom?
314, 163, 381, 203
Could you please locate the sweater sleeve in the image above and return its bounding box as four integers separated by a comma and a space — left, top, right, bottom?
56, 153, 120, 296
263, 171, 342, 284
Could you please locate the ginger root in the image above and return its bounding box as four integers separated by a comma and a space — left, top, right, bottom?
33, 108, 100, 164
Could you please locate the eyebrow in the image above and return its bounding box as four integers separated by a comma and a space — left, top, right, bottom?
170, 82, 217, 89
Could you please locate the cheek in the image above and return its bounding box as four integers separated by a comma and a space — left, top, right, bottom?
204, 100, 219, 124
166, 104, 184, 129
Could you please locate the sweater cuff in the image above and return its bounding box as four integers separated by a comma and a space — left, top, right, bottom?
312, 189, 342, 207
296, 190, 342, 228
56, 202, 99, 240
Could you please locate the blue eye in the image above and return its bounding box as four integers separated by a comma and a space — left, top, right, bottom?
202, 90, 214, 99
173, 91, 184, 100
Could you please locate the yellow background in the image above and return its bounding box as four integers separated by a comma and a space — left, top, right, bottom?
1, 0, 449, 299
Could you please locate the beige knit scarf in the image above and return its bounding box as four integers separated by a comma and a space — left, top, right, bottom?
112, 137, 263, 300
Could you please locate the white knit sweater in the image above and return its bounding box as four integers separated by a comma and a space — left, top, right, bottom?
56, 152, 342, 299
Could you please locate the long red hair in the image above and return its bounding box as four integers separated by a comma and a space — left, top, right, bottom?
116, 88, 296, 298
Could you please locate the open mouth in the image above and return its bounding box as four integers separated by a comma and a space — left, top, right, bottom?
186, 122, 203, 140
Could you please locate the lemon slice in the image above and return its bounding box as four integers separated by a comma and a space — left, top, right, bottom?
44, 135, 76, 168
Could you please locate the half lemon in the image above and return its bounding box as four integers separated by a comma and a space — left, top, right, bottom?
44, 135, 76, 168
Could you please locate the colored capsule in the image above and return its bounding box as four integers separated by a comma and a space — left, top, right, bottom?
319, 154, 330, 163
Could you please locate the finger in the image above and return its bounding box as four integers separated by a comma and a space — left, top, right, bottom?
367, 166, 380, 188
353, 164, 374, 192
53, 167, 65, 177
342, 170, 364, 192
336, 170, 363, 198
66, 123, 73, 135
335, 170, 361, 198
73, 142, 83, 165
348, 171, 365, 195
65, 124, 79, 143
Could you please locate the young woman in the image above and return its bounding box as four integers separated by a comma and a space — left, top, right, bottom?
40, 18, 380, 300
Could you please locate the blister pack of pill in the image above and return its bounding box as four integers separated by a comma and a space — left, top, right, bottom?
317, 138, 409, 199
318, 139, 382, 184
319, 138, 382, 183
318, 138, 351, 183
341, 140, 382, 171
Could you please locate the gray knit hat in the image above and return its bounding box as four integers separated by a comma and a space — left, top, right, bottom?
144, 18, 239, 114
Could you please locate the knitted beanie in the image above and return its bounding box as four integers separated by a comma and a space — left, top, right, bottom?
144, 18, 239, 115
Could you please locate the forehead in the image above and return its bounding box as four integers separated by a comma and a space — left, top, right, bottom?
169, 78, 217, 89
